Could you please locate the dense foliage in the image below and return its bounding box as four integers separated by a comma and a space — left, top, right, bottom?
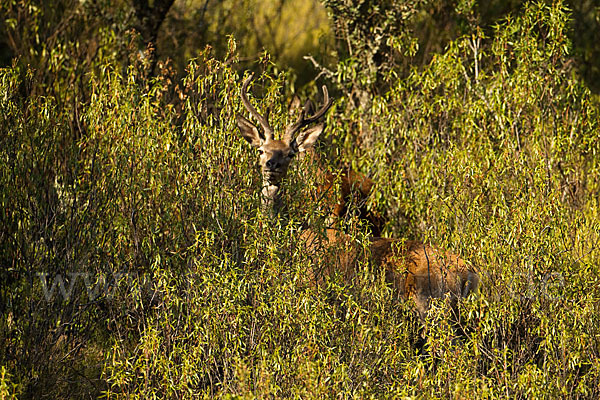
1, 0, 600, 398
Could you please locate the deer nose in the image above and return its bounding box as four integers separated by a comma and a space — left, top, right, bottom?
266, 160, 278, 170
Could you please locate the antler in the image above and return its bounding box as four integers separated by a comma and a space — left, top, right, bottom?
241, 73, 273, 141
284, 85, 333, 143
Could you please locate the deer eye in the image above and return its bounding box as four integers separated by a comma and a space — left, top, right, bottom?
257, 149, 264, 155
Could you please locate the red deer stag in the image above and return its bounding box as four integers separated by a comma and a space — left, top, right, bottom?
235, 73, 479, 321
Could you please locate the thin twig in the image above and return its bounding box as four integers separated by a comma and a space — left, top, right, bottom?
303, 55, 335, 81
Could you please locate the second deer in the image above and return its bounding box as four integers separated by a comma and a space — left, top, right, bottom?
235, 73, 479, 322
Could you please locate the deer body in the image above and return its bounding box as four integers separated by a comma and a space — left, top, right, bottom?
236, 73, 479, 321
369, 238, 478, 319
299, 226, 478, 320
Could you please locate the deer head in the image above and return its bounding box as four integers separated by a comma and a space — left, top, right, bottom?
235, 73, 333, 213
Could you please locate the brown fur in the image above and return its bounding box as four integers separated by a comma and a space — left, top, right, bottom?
320, 169, 384, 236
300, 228, 479, 320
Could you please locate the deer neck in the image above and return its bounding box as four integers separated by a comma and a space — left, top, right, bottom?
261, 179, 283, 217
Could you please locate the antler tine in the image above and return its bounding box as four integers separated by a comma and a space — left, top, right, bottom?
305, 85, 332, 123
241, 73, 273, 140
284, 85, 333, 143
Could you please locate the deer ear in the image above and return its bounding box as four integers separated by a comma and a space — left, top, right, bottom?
289, 95, 302, 117
290, 123, 324, 153
236, 115, 263, 148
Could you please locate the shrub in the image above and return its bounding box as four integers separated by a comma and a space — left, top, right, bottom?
1, 1, 599, 398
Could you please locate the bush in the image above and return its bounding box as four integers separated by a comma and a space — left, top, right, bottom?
1, 1, 599, 398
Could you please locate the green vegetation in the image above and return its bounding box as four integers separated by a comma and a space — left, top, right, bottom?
1, 0, 600, 398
